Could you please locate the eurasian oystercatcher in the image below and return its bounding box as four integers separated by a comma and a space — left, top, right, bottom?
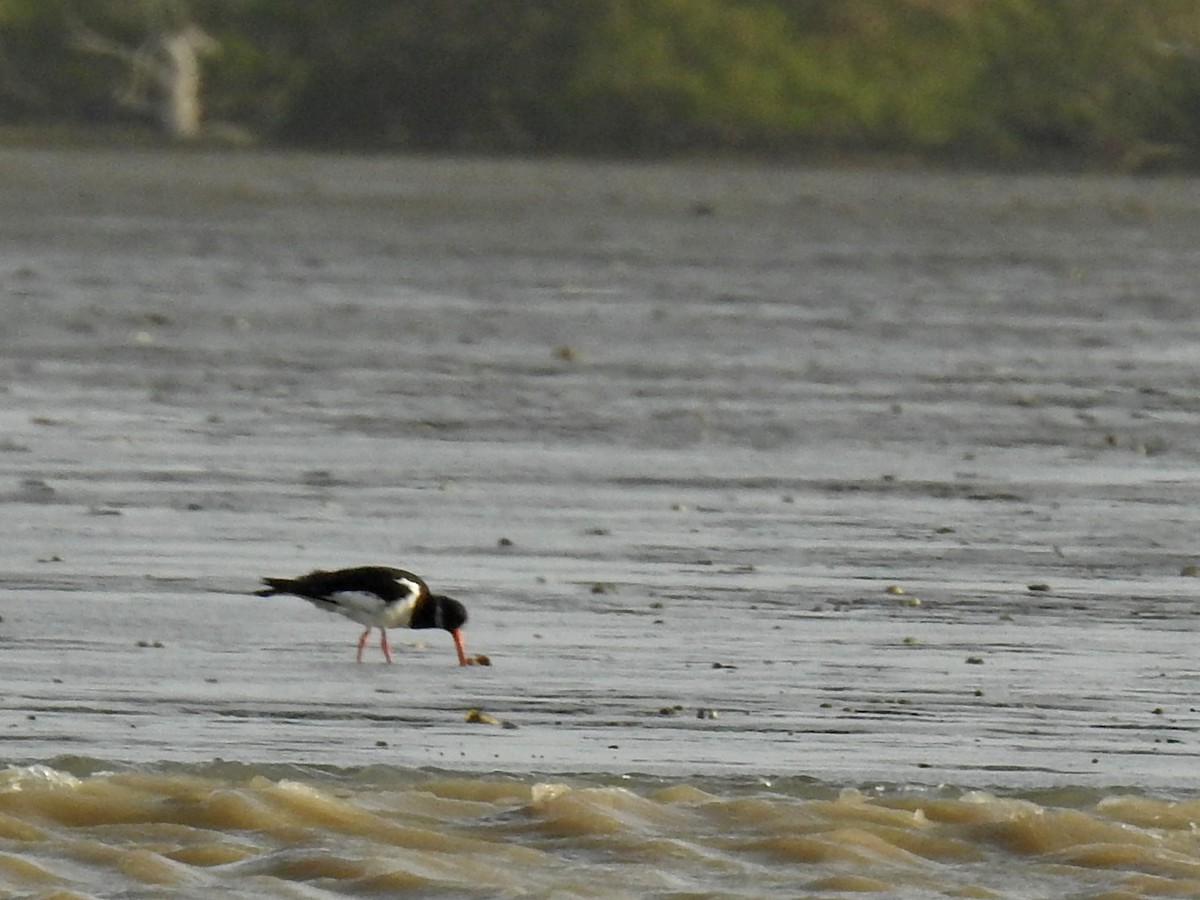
253, 566, 469, 665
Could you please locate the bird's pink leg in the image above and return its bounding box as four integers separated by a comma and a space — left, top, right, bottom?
380, 629, 393, 663
356, 628, 370, 663
452, 628, 469, 666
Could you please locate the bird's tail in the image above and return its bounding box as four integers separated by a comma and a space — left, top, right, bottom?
253, 577, 294, 597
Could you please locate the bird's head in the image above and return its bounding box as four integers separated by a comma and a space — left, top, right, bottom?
434, 596, 468, 632
414, 593, 470, 665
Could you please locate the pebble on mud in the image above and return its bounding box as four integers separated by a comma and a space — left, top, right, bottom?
1026, 583, 1052, 592
465, 654, 492, 666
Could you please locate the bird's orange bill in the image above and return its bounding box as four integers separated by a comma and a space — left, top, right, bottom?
452, 628, 469, 666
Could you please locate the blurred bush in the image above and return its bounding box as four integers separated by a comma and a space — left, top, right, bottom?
0, 0, 1196, 167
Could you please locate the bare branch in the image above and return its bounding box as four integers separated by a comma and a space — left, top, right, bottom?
67, 13, 218, 139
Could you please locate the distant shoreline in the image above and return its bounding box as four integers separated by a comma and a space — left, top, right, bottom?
0, 123, 1191, 176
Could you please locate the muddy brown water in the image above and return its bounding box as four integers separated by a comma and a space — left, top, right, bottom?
2, 148, 1200, 896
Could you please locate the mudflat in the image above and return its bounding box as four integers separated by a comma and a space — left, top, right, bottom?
2, 148, 1200, 788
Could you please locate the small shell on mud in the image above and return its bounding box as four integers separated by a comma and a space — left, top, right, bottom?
465, 708, 518, 729
465, 709, 502, 725
885, 584, 906, 595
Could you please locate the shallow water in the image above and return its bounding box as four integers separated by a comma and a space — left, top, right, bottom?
3, 148, 1200, 896
7, 762, 1200, 898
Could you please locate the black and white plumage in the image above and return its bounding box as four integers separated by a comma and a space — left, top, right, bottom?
253, 566, 469, 665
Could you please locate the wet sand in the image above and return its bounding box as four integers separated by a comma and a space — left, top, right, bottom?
2, 148, 1200, 895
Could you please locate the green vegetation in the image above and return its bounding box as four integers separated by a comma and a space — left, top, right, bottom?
1, 0, 1198, 167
